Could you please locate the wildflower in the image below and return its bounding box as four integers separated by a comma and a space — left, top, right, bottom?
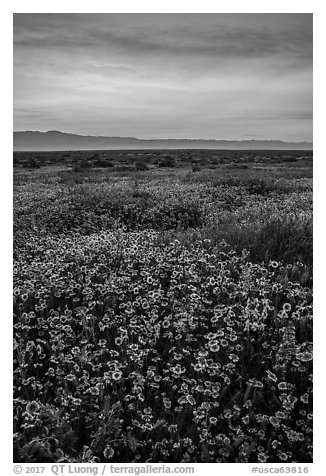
129, 344, 139, 351
258, 453, 267, 462
178, 396, 188, 405
272, 283, 282, 292
272, 440, 280, 449
66, 374, 75, 382
283, 401, 294, 411
249, 378, 263, 389
208, 341, 220, 352
26, 401, 40, 415
278, 451, 288, 461
88, 386, 100, 395
201, 401, 211, 410
224, 409, 232, 419
186, 395, 196, 405
103, 446, 114, 459
269, 416, 280, 427
283, 303, 292, 312
297, 352, 313, 362
112, 370, 122, 381
300, 393, 309, 404
266, 370, 277, 382
168, 424, 178, 432
275, 411, 286, 419
163, 398, 171, 409
171, 364, 185, 377
270, 261, 279, 269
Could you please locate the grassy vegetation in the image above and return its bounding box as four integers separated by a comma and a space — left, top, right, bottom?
14, 153, 312, 463
13, 148, 313, 170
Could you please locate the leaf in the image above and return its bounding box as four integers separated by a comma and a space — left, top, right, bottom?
127, 431, 138, 452
103, 396, 111, 417
232, 436, 244, 450
151, 419, 166, 431
201, 443, 211, 462
243, 385, 251, 402
245, 441, 257, 457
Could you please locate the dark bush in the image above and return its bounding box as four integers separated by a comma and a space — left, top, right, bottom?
192, 163, 201, 172
135, 162, 149, 171
23, 160, 41, 169
252, 217, 313, 265
212, 216, 312, 267
283, 156, 298, 162
220, 176, 291, 195
158, 157, 175, 168
73, 160, 93, 172
94, 158, 114, 168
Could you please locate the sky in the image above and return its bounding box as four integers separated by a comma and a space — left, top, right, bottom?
13, 13, 313, 141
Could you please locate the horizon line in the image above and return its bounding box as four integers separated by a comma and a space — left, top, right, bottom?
13, 130, 313, 143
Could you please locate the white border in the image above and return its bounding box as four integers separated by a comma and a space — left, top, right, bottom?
3, 3, 323, 475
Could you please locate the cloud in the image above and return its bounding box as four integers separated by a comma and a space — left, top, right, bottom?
13, 13, 313, 141
14, 14, 312, 64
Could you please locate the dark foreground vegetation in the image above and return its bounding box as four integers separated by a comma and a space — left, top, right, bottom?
14, 150, 312, 463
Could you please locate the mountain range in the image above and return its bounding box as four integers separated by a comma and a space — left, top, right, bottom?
13, 131, 313, 151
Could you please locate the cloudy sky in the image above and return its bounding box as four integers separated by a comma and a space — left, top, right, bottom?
13, 13, 312, 141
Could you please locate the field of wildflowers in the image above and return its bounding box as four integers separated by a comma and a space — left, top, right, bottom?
13, 159, 313, 463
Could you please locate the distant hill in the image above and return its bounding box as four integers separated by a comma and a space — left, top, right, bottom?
13, 130, 313, 151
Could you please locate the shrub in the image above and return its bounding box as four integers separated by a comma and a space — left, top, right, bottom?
73, 159, 93, 172
253, 216, 313, 265
135, 162, 149, 171
95, 158, 114, 168
158, 157, 175, 168
22, 160, 41, 169
191, 163, 201, 172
